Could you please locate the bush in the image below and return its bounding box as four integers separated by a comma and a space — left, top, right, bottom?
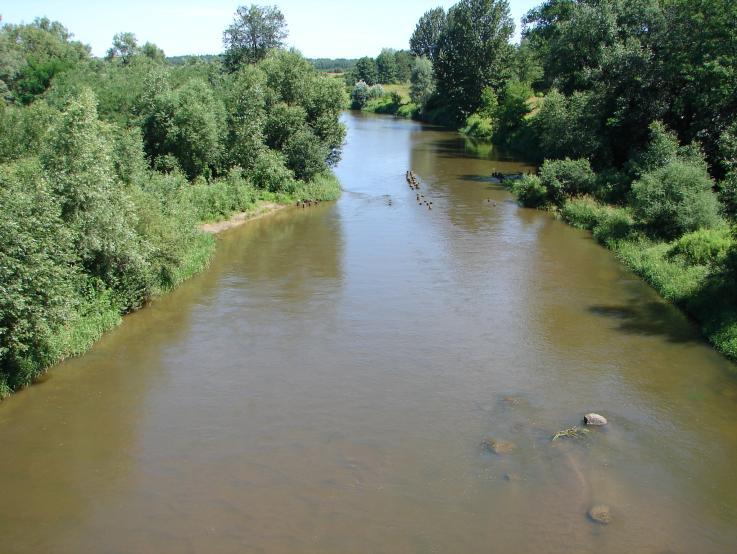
538, 157, 596, 206
251, 148, 295, 193
350, 81, 370, 109
461, 113, 494, 140
631, 159, 722, 239
592, 207, 634, 245
669, 228, 732, 266
283, 127, 329, 181
561, 196, 606, 230
511, 175, 549, 208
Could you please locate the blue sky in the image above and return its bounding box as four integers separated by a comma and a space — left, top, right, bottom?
2, 1, 540, 58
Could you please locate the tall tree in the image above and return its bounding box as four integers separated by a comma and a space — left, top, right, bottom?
410, 56, 434, 106
434, 0, 515, 121
353, 56, 378, 86
106, 32, 139, 64
409, 7, 447, 62
223, 4, 287, 71
376, 48, 398, 84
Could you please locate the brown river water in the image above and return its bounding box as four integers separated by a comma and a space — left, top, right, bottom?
2, 112, 737, 553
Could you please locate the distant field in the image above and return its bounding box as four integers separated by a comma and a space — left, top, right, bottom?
383, 83, 410, 102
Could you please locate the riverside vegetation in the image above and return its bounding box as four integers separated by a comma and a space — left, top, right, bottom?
0, 7, 347, 396
345, 0, 737, 363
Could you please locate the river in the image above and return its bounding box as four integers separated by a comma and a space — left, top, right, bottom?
1, 112, 737, 553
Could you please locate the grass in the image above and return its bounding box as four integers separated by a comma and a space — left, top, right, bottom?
382, 83, 410, 102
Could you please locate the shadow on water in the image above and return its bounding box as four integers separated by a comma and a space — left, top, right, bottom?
588, 301, 702, 344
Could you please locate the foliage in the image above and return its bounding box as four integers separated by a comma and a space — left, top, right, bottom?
223, 4, 288, 70
669, 228, 732, 266
0, 10, 345, 395
353, 56, 378, 86
538, 158, 596, 206
511, 175, 548, 208
631, 160, 722, 240
409, 57, 434, 107
433, 0, 515, 122
409, 8, 447, 62
376, 48, 398, 84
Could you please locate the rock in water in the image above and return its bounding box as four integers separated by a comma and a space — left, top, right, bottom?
584, 413, 608, 426
481, 439, 517, 455
588, 505, 612, 524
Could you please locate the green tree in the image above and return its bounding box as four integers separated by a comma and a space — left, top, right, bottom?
394, 50, 414, 82
106, 32, 139, 64
353, 56, 378, 86
434, 0, 515, 121
0, 159, 77, 391
376, 48, 398, 84
40, 89, 154, 310
223, 4, 288, 71
409, 7, 447, 62
409, 56, 434, 107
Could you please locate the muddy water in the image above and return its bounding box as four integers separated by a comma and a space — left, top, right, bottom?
2, 112, 737, 553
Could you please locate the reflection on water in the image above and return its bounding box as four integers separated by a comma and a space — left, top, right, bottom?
1, 111, 736, 553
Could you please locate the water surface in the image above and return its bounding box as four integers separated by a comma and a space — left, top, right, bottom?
2, 112, 737, 553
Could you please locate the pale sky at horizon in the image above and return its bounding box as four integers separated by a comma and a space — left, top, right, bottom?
2, 1, 540, 59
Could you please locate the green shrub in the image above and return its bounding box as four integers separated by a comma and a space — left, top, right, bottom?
539, 157, 596, 206
397, 102, 420, 119
631, 159, 722, 239
669, 228, 732, 266
511, 175, 549, 208
461, 113, 494, 140
561, 196, 606, 230
592, 207, 634, 245
251, 148, 295, 193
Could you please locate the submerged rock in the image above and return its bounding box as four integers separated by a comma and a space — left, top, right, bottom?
584, 413, 608, 426
481, 438, 517, 455
588, 504, 612, 524
503, 472, 522, 482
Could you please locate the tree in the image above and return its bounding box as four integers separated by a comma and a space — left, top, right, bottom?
434, 0, 515, 122
141, 42, 166, 63
376, 48, 398, 84
394, 50, 414, 82
223, 4, 288, 71
410, 56, 434, 107
106, 32, 139, 64
409, 7, 447, 62
353, 56, 378, 86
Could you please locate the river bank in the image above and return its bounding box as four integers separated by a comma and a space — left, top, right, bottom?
2, 174, 341, 399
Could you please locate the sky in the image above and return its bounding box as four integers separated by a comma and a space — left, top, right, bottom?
2, 0, 540, 59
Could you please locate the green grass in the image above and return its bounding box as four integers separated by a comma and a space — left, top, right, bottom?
382, 83, 410, 102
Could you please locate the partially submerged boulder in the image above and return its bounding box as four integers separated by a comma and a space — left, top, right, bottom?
481, 438, 517, 455
588, 504, 612, 524
584, 413, 608, 426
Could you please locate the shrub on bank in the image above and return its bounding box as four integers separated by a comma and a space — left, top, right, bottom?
511, 175, 548, 208
631, 160, 722, 240
669, 228, 732, 266
539, 158, 596, 206
460, 113, 494, 140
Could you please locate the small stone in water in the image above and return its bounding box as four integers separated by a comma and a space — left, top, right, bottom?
588, 504, 612, 524
503, 472, 521, 482
584, 413, 608, 426
482, 439, 517, 455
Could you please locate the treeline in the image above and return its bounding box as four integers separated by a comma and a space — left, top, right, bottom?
308, 58, 357, 73
401, 0, 737, 360
0, 6, 347, 396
